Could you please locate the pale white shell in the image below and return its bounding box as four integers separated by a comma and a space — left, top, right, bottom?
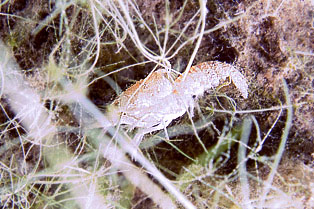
107, 61, 249, 136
